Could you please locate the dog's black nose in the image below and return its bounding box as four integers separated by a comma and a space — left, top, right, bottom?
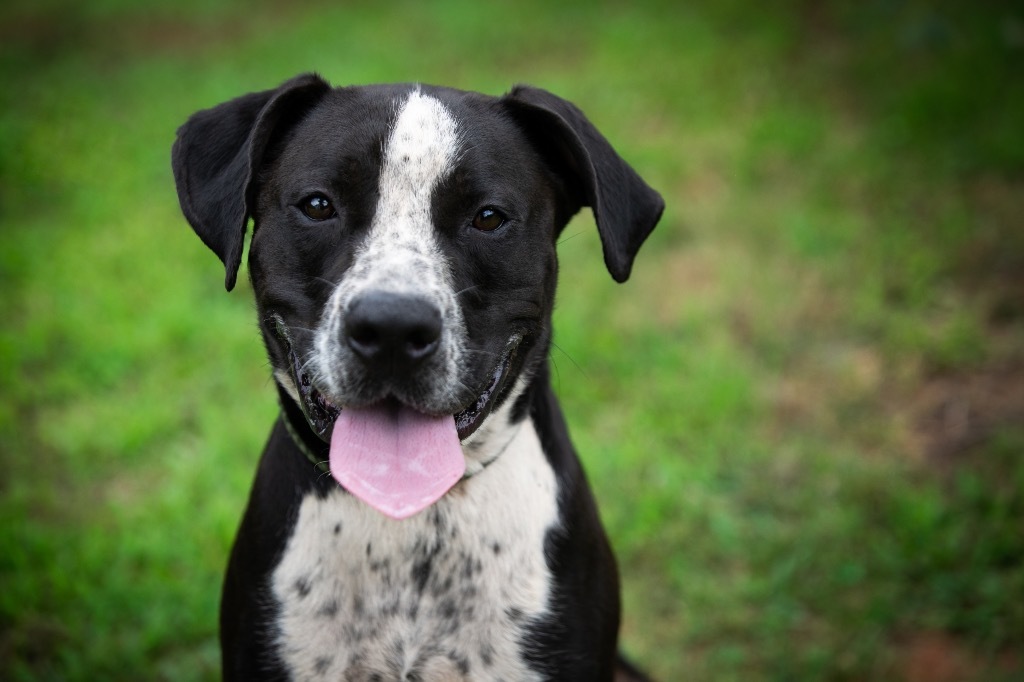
344, 292, 443, 370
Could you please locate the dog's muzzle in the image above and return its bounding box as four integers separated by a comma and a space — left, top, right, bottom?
271, 304, 523, 518
274, 296, 523, 444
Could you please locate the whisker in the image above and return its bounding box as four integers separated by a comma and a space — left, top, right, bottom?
557, 230, 584, 246
452, 377, 478, 398
453, 284, 482, 298
550, 341, 586, 378
316, 465, 335, 483
550, 353, 562, 394
462, 348, 498, 358
297, 354, 319, 376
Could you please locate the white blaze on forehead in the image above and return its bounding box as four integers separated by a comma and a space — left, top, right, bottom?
377, 89, 461, 234
351, 88, 461, 292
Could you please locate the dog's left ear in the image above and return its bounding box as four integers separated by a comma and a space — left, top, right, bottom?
503, 86, 665, 283
172, 73, 331, 290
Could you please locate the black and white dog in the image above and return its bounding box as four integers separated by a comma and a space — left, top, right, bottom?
172, 74, 663, 681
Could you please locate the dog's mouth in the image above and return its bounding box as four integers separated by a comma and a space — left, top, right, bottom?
281, 325, 522, 519
291, 353, 342, 442
287, 334, 522, 445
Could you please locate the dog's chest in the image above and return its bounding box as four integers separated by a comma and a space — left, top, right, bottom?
271, 421, 559, 681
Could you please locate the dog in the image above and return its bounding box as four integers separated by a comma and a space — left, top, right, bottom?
172, 73, 663, 681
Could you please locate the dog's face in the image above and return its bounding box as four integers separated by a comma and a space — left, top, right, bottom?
172, 75, 663, 518
251, 86, 563, 439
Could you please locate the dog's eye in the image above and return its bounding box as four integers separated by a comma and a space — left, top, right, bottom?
300, 194, 336, 221
472, 208, 506, 232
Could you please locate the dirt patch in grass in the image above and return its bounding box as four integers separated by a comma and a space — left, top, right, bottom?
897, 631, 1021, 682
904, 177, 1024, 460
906, 360, 1024, 465
891, 250, 1024, 682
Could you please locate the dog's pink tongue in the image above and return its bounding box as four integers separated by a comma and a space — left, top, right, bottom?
329, 403, 464, 520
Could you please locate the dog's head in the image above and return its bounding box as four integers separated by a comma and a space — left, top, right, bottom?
172, 74, 663, 518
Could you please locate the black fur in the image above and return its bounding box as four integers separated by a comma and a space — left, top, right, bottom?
172, 74, 663, 681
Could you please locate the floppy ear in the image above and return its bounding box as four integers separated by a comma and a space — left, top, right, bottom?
503, 85, 664, 283
171, 73, 331, 290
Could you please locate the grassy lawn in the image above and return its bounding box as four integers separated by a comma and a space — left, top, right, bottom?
2, 1, 1022, 680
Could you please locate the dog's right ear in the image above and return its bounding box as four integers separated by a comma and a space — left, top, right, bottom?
171, 73, 331, 291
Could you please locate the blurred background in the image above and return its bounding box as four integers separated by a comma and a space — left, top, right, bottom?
2, 0, 1022, 680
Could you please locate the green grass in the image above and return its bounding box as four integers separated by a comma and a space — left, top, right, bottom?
2, 1, 1022, 680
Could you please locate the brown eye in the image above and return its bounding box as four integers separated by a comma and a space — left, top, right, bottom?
472, 207, 506, 232
300, 194, 335, 221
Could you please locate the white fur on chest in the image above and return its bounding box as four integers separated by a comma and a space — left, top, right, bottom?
271, 419, 559, 681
